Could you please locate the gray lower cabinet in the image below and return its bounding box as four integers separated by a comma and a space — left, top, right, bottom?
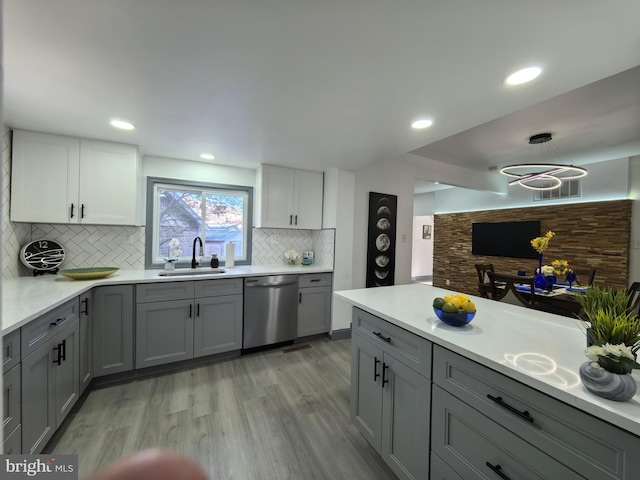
136, 299, 194, 367
350, 308, 431, 480
22, 316, 80, 455
92, 285, 134, 377
3, 362, 21, 451
432, 345, 640, 480
297, 273, 332, 337
79, 291, 93, 393
136, 279, 243, 368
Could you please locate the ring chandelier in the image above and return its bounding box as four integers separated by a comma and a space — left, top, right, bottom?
499, 133, 588, 191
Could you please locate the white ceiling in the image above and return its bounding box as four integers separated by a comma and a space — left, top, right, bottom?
4, 1, 640, 177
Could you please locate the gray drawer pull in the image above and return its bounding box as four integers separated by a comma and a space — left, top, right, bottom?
487, 394, 534, 423
486, 462, 512, 480
373, 331, 391, 343
50, 316, 69, 327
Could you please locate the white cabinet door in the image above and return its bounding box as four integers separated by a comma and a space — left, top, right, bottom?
79, 140, 139, 225
257, 165, 323, 229
10, 130, 80, 223
294, 169, 323, 229
258, 164, 295, 228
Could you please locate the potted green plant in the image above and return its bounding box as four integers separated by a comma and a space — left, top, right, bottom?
574, 286, 640, 401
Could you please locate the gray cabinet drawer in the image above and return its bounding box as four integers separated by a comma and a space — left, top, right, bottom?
431, 385, 584, 480
136, 281, 195, 303
194, 278, 243, 297
21, 298, 79, 359
433, 345, 640, 480
3, 329, 21, 371
353, 308, 431, 379
298, 273, 332, 288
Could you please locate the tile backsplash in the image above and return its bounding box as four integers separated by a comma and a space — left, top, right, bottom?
252, 228, 334, 267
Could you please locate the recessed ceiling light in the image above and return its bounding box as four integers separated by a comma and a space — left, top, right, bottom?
200, 153, 215, 160
411, 119, 433, 129
110, 119, 135, 130
505, 67, 542, 85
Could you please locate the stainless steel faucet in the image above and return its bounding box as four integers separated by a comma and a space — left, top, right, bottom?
192, 237, 203, 268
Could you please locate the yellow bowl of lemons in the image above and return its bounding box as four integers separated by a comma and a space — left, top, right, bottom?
433, 293, 476, 327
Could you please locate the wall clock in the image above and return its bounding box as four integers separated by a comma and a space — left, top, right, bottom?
20, 239, 65, 275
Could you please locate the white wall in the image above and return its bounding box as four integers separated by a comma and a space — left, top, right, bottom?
433, 157, 630, 213
412, 215, 433, 279
628, 156, 640, 284
323, 168, 355, 331
143, 155, 256, 187
413, 192, 436, 215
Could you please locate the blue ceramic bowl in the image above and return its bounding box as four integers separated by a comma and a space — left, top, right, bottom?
433, 306, 475, 327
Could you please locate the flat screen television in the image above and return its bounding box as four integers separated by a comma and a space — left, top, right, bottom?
472, 221, 540, 259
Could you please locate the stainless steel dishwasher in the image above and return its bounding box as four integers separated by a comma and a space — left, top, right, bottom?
243, 275, 298, 349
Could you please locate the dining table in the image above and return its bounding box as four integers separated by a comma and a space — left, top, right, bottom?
513, 281, 585, 317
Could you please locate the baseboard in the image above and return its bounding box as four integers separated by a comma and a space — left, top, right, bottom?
329, 328, 351, 340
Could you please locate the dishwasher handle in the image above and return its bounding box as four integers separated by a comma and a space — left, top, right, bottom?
245, 279, 298, 287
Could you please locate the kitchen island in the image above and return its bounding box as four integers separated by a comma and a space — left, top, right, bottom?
335, 284, 640, 480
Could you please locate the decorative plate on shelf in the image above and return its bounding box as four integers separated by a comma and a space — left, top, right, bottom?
59, 267, 119, 280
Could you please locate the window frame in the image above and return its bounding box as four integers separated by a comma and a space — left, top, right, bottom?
145, 176, 253, 269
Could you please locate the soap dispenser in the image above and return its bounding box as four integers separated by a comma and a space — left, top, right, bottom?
210, 254, 219, 268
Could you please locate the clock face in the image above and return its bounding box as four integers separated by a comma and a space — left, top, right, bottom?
20, 239, 65, 271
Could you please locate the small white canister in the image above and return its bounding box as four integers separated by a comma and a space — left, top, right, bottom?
225, 242, 235, 268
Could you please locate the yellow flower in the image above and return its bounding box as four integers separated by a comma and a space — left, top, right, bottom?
551, 259, 570, 275
531, 231, 555, 254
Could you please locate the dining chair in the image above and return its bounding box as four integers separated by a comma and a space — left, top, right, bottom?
487, 271, 536, 308
626, 282, 640, 317
571, 268, 596, 286
475, 263, 494, 298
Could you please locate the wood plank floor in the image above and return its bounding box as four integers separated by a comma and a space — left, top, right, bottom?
50, 338, 398, 480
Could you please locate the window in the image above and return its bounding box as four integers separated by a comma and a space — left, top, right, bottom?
533, 179, 581, 201
146, 177, 253, 267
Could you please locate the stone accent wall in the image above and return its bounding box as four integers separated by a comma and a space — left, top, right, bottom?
433, 200, 632, 295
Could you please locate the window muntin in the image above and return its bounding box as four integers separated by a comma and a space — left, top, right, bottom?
147, 178, 252, 267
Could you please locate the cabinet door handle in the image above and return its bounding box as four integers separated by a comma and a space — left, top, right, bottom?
373, 331, 391, 343
289, 214, 293, 225
81, 298, 89, 315
189, 304, 193, 318
60, 339, 66, 362
310, 278, 321, 283
295, 215, 298, 225
487, 394, 534, 423
70, 203, 75, 218
52, 344, 62, 365
382, 362, 389, 387
485, 462, 512, 480
374, 357, 380, 381
81, 204, 85, 218
299, 292, 302, 304
197, 303, 200, 317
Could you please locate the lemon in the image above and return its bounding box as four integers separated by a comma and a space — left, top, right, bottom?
433, 297, 445, 309
450, 296, 463, 308
455, 293, 469, 303
462, 300, 476, 314
443, 294, 456, 304
442, 302, 458, 313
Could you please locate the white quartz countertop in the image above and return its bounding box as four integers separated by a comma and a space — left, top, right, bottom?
334, 283, 640, 437
2, 264, 332, 334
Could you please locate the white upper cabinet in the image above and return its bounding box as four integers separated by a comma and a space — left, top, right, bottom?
10, 130, 142, 226
256, 164, 323, 229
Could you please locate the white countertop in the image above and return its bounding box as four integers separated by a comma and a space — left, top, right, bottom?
334, 283, 640, 437
2, 264, 332, 335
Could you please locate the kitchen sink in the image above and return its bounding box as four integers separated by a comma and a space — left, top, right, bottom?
158, 268, 226, 277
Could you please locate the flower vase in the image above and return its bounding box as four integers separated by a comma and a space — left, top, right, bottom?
164, 261, 175, 270
534, 254, 547, 290
579, 362, 637, 402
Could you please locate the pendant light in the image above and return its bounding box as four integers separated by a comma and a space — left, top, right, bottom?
500, 133, 587, 190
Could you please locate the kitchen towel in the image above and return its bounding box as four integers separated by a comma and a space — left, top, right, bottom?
225, 242, 235, 268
